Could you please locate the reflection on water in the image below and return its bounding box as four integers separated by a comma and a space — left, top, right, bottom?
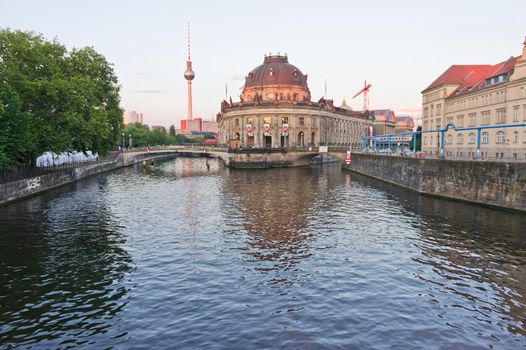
1, 158, 525, 349
0, 177, 132, 348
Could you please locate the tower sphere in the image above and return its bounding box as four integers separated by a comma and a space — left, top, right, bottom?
184, 62, 195, 81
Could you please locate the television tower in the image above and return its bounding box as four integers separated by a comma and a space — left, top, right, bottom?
184, 22, 195, 120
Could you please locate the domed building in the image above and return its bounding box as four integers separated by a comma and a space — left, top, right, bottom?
217, 54, 372, 149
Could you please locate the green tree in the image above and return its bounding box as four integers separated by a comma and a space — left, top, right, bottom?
122, 123, 150, 147
169, 125, 176, 137
0, 29, 123, 169
0, 68, 30, 168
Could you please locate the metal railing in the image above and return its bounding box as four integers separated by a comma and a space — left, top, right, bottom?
0, 152, 120, 184
361, 122, 526, 160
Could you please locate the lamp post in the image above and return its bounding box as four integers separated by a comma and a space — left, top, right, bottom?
128, 134, 133, 150
121, 133, 125, 152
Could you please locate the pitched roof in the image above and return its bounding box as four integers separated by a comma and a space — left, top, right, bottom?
372, 109, 396, 122
451, 56, 518, 97
396, 115, 414, 129
422, 56, 520, 97
422, 65, 493, 93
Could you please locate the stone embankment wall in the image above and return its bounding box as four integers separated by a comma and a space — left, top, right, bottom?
0, 149, 227, 206
345, 153, 526, 212
0, 156, 122, 206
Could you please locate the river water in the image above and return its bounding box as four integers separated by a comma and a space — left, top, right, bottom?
1, 157, 525, 349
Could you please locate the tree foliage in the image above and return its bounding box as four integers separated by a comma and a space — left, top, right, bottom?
0, 29, 123, 169
121, 123, 207, 147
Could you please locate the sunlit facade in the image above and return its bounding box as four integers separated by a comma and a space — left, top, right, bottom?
422, 37, 526, 160
217, 55, 372, 149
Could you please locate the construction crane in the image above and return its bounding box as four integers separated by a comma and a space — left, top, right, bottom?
352, 80, 372, 112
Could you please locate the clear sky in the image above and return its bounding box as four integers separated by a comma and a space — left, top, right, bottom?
1, 0, 525, 127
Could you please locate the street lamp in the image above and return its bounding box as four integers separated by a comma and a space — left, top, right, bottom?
128, 134, 133, 149
121, 133, 125, 151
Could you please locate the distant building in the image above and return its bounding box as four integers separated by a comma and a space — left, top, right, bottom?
395, 115, 415, 134
181, 118, 202, 132
124, 110, 144, 124
217, 54, 371, 148
202, 120, 219, 133
370, 110, 415, 150
371, 109, 397, 136
339, 98, 353, 111
421, 36, 526, 160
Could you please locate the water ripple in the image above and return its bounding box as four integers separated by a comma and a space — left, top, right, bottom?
1, 159, 525, 349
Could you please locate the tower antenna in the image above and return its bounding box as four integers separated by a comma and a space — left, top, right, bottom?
184, 22, 195, 121
187, 22, 191, 60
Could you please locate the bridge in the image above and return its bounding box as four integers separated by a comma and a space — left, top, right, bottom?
122, 145, 350, 168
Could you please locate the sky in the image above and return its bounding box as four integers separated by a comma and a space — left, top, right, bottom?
1, 0, 525, 128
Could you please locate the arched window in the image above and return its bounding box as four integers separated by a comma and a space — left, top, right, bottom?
513, 131, 519, 143
468, 133, 475, 144
298, 131, 304, 147
496, 131, 505, 144
457, 134, 463, 144
482, 132, 489, 144
447, 134, 453, 144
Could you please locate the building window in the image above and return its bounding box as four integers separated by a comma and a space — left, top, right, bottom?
468, 113, 476, 127
264, 116, 271, 124
281, 116, 288, 124
481, 111, 490, 125
423, 136, 427, 145
457, 115, 464, 127
437, 104, 442, 116
496, 109, 506, 124
435, 118, 441, 129
447, 134, 453, 144
235, 119, 239, 127
496, 131, 505, 144
513, 107, 520, 122
423, 121, 428, 130
482, 132, 489, 144
299, 117, 304, 126
520, 87, 525, 98
514, 131, 519, 143
457, 134, 463, 144
468, 133, 475, 144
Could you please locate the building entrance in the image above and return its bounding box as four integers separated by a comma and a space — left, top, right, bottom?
264, 136, 272, 148
280, 135, 289, 148
247, 136, 254, 147
298, 132, 305, 147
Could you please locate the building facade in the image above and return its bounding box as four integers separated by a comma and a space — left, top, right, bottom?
124, 110, 144, 124
217, 55, 372, 149
421, 37, 526, 160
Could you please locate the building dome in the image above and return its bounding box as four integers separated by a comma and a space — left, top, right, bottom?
241, 54, 310, 102
339, 98, 352, 110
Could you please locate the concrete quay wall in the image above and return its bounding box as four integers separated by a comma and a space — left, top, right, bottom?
345, 153, 526, 212
0, 149, 227, 206
0, 156, 123, 206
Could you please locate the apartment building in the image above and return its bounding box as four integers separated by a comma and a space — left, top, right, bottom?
421, 37, 526, 160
